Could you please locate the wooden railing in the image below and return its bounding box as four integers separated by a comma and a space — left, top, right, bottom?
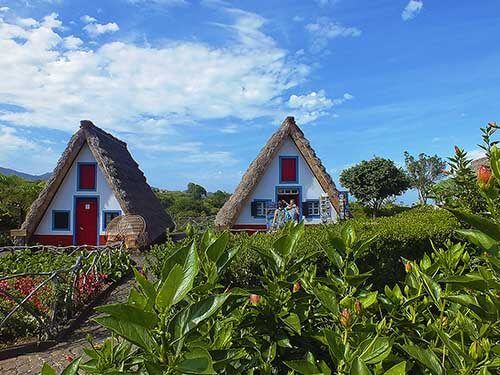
0, 242, 126, 342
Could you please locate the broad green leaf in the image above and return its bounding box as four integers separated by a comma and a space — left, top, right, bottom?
175, 348, 216, 374
401, 345, 442, 375
94, 316, 157, 352
160, 242, 193, 280
156, 264, 183, 311
420, 272, 441, 306
490, 145, 500, 180
434, 327, 468, 367
447, 208, 500, 241
456, 229, 498, 254
351, 358, 372, 375
216, 245, 241, 274
173, 294, 229, 340
322, 245, 344, 269
251, 245, 282, 275
358, 291, 378, 309
342, 224, 356, 248
345, 271, 372, 287
383, 362, 406, 375
281, 313, 301, 335
41, 364, 57, 375
353, 235, 377, 260
441, 274, 490, 291
360, 337, 391, 364
96, 303, 158, 329
206, 231, 229, 263
285, 360, 323, 374
324, 329, 344, 363
133, 268, 156, 302
61, 357, 82, 375
328, 232, 347, 255
273, 221, 304, 258
313, 285, 339, 314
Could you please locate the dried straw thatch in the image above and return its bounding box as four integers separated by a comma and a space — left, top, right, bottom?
471, 156, 489, 172
20, 120, 174, 244
215, 116, 340, 229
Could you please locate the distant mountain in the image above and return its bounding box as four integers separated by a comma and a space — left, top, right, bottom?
0, 167, 51, 181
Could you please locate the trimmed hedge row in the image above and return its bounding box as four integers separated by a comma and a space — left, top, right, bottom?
225, 206, 459, 289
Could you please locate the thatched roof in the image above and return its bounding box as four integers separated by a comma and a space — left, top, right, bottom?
471, 156, 489, 172
21, 120, 174, 244
215, 116, 340, 229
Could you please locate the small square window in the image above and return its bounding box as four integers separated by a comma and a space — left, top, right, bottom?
304, 200, 320, 217
53, 211, 70, 230
280, 156, 298, 183
103, 211, 121, 230
251, 200, 269, 218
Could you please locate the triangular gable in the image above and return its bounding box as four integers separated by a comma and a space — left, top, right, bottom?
215, 117, 340, 229
21, 120, 174, 243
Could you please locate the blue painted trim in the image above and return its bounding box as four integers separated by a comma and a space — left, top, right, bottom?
305, 199, 320, 218
73, 196, 100, 246
251, 199, 272, 218
76, 162, 97, 192
279, 156, 299, 184
102, 210, 121, 230
275, 185, 302, 218
51, 210, 71, 231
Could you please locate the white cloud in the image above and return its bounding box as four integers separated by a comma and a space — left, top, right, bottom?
0, 126, 58, 173
467, 149, 486, 161
16, 18, 39, 28
63, 35, 83, 49
81, 15, 97, 24
402, 0, 423, 21
219, 124, 239, 134
305, 17, 361, 52
314, 0, 339, 6
0, 7, 10, 12
0, 11, 310, 134
83, 21, 119, 37
132, 140, 236, 165
287, 90, 353, 124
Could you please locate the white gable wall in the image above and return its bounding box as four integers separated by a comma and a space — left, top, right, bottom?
235, 137, 338, 225
35, 143, 123, 235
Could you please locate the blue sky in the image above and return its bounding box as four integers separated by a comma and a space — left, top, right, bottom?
0, 0, 499, 203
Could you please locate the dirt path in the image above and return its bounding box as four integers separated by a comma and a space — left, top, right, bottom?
0, 253, 146, 374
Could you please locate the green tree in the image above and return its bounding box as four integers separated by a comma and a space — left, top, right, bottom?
0, 173, 45, 230
186, 182, 207, 200
404, 151, 446, 204
340, 157, 410, 217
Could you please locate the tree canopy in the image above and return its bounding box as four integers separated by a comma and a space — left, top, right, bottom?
404, 151, 446, 204
340, 157, 410, 217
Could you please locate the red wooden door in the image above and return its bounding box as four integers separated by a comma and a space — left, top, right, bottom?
75, 198, 98, 245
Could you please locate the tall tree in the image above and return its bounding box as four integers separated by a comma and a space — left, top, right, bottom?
404, 151, 446, 204
186, 182, 207, 200
340, 157, 410, 217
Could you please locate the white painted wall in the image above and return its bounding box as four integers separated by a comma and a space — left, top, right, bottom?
35, 143, 123, 235
235, 137, 338, 225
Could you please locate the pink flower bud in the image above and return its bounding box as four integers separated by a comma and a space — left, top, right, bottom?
249, 294, 261, 306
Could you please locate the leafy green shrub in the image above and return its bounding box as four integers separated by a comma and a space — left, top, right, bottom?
226, 206, 459, 289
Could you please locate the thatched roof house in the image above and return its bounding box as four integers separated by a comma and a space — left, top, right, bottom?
215, 116, 341, 230
19, 120, 174, 246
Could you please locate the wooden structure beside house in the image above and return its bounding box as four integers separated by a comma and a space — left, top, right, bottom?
215, 116, 341, 231
16, 120, 174, 247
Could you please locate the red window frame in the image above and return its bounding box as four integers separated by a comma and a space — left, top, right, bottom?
280, 156, 298, 183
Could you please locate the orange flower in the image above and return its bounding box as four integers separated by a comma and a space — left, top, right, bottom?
249, 294, 261, 306
477, 165, 493, 188
339, 308, 351, 327
292, 281, 301, 293
354, 301, 362, 314
405, 261, 412, 273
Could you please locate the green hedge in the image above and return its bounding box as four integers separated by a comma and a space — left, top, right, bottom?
226, 206, 459, 289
